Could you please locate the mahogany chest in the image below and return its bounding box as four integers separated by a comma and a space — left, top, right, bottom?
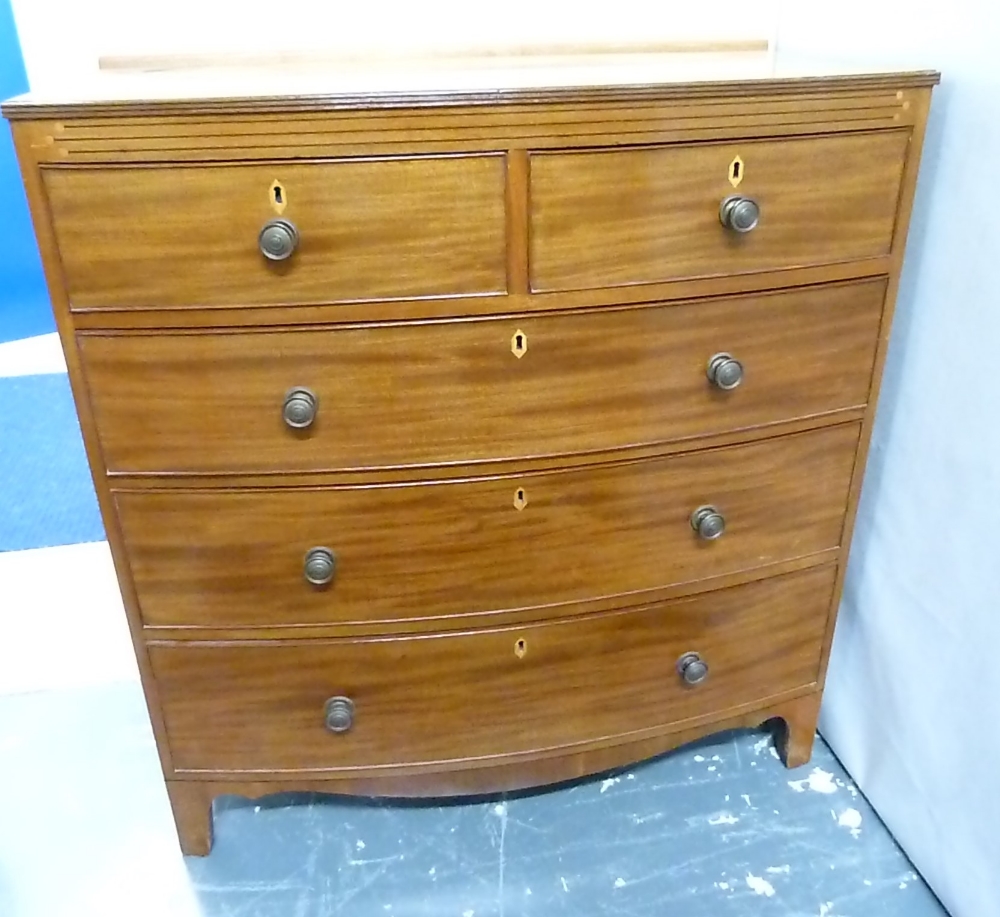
4, 63, 937, 854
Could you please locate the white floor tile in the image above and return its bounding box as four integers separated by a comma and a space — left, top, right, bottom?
0, 683, 201, 917
0, 332, 67, 377
0, 541, 139, 695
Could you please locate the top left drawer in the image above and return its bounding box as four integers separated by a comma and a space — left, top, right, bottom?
41, 155, 508, 310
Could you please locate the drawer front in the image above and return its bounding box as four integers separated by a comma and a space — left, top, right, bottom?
150, 565, 835, 772
118, 424, 858, 629
81, 281, 883, 475
529, 132, 908, 292
43, 155, 507, 309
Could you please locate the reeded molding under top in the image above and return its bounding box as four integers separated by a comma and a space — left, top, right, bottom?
1, 47, 939, 119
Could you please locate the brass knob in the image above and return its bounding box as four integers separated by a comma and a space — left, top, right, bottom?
707, 353, 744, 391
283, 386, 317, 429
304, 547, 336, 586
677, 652, 709, 686
691, 505, 726, 540
324, 696, 355, 733
259, 218, 299, 261
719, 195, 760, 233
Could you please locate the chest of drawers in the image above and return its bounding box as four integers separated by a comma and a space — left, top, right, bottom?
4, 63, 937, 855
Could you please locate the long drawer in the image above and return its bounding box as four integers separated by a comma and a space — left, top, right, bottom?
118, 424, 858, 630
81, 281, 883, 476
43, 154, 508, 309
530, 131, 908, 292
149, 565, 834, 773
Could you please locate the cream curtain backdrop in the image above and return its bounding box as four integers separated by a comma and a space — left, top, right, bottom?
777, 4, 1000, 917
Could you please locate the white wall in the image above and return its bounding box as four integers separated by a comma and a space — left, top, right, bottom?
778, 4, 1000, 917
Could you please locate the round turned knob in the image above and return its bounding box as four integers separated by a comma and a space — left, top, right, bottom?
303, 546, 337, 586
691, 505, 726, 540
283, 386, 317, 429
258, 218, 299, 261
707, 353, 744, 391
324, 695, 355, 733
719, 195, 760, 233
677, 652, 709, 686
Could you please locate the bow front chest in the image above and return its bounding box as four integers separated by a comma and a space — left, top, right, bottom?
3, 62, 937, 854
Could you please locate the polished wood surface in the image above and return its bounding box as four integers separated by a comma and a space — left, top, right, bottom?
530, 131, 908, 292
149, 565, 833, 773
165, 780, 213, 858
43, 154, 507, 309
5, 68, 937, 855
82, 281, 882, 476
771, 692, 822, 769
2, 65, 939, 122
68, 260, 892, 330
118, 424, 858, 630
15, 92, 920, 167
165, 686, 822, 856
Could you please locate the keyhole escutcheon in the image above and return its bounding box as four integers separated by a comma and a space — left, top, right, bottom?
728, 155, 744, 188
511, 329, 528, 358
513, 487, 528, 510
270, 179, 288, 213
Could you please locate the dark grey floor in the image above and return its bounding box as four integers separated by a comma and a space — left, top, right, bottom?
0, 680, 948, 917
194, 736, 944, 917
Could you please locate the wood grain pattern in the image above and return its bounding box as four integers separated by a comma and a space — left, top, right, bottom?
18, 98, 918, 166
68, 259, 891, 329
504, 149, 530, 294
530, 131, 909, 292
2, 73, 938, 858
116, 424, 859, 630
164, 686, 822, 854
103, 415, 867, 494
165, 781, 213, 857
165, 688, 821, 791
771, 691, 822, 768
2, 70, 939, 121
43, 154, 507, 309
139, 554, 840, 642
81, 281, 883, 476
148, 565, 834, 773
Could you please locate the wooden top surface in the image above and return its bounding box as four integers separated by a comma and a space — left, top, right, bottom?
1, 49, 939, 119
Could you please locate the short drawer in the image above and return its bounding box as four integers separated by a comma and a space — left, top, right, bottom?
80, 280, 884, 475
118, 424, 858, 629
149, 565, 834, 773
529, 131, 908, 292
43, 154, 507, 309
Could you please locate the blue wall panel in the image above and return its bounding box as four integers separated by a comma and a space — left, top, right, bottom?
0, 0, 52, 344
0, 373, 104, 549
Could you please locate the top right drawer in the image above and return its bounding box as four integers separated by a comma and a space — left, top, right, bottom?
529, 131, 909, 293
